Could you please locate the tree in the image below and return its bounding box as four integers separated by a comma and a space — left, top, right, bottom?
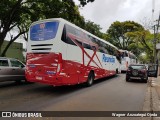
127, 30, 154, 63
78, 0, 95, 6
107, 21, 144, 50
84, 20, 102, 38
0, 0, 24, 55
0, 0, 86, 56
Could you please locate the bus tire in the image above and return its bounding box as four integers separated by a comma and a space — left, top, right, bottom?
86, 72, 94, 87
126, 77, 130, 82
116, 68, 118, 74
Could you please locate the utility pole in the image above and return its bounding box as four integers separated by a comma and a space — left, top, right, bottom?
152, 0, 155, 22
153, 13, 160, 64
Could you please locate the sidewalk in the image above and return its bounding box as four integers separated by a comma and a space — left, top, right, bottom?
150, 76, 160, 111
143, 76, 160, 120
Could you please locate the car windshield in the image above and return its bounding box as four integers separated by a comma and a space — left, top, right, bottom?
129, 65, 145, 69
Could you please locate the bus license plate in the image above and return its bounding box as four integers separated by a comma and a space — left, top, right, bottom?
36, 76, 42, 80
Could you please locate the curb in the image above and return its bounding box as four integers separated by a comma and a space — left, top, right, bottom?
142, 77, 160, 120
142, 82, 152, 120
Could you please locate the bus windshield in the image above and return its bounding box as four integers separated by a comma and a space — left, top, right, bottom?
30, 21, 59, 41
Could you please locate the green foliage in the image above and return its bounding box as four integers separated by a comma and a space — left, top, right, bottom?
106, 20, 156, 63
107, 21, 144, 49
84, 20, 102, 38
127, 30, 154, 63
78, 0, 95, 6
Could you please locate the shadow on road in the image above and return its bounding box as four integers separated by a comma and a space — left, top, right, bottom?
25, 75, 119, 95
0, 80, 33, 88
126, 79, 148, 84
0, 75, 118, 97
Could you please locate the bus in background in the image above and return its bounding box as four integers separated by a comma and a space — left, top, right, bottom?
119, 50, 137, 72
26, 18, 121, 87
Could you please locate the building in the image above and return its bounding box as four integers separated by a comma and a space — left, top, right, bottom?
1, 40, 25, 62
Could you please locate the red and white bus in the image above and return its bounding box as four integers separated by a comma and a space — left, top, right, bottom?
26, 18, 121, 86
119, 50, 137, 72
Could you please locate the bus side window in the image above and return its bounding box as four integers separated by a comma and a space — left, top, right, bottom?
75, 40, 82, 46
90, 37, 96, 44
66, 36, 76, 46
112, 48, 117, 56
115, 50, 121, 63
62, 25, 76, 46
121, 52, 124, 58
98, 47, 105, 53
83, 43, 91, 49
91, 46, 96, 51
108, 46, 113, 55
125, 52, 128, 57
61, 26, 66, 42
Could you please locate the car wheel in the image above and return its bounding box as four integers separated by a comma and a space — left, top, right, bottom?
116, 69, 118, 74
126, 77, 130, 82
144, 79, 147, 83
141, 78, 147, 83
86, 72, 94, 87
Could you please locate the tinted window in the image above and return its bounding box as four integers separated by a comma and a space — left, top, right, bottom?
61, 24, 117, 55
62, 24, 76, 46
76, 40, 82, 46
10, 59, 24, 68
108, 46, 114, 55
122, 51, 128, 57
30, 22, 59, 41
83, 43, 91, 49
114, 49, 121, 63
103, 44, 110, 54
62, 24, 92, 49
0, 60, 9, 67
91, 46, 96, 50
62, 25, 76, 46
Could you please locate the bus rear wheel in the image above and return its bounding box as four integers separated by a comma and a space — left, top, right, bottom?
86, 72, 94, 87
116, 68, 118, 74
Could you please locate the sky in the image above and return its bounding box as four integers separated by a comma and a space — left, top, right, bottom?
74, 0, 160, 33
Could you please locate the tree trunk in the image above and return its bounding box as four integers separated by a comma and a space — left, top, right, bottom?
0, 41, 3, 56
0, 34, 6, 56
1, 40, 14, 57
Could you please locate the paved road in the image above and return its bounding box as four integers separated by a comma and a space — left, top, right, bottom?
0, 74, 147, 119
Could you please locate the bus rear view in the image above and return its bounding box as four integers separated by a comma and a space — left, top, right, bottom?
120, 50, 137, 72
26, 19, 64, 85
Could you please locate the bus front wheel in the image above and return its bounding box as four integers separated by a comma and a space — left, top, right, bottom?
86, 72, 94, 87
